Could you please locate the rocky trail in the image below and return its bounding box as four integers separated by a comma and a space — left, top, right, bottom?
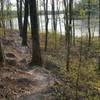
0, 32, 55, 100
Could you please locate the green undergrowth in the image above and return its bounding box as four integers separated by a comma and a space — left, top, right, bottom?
45, 47, 100, 99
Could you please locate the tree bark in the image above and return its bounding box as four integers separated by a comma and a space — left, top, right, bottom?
22, 0, 28, 46
43, 0, 49, 51
52, 0, 57, 49
29, 0, 42, 66
0, 42, 3, 66
63, 0, 71, 71
16, 0, 23, 37
88, 0, 91, 46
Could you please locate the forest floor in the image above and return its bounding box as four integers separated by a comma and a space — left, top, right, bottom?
0, 32, 56, 100
0, 31, 100, 100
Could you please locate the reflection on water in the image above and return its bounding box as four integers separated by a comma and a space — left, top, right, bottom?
6, 15, 99, 37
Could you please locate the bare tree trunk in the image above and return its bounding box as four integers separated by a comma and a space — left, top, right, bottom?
97, 0, 100, 70
39, 2, 43, 32
10, 20, 13, 29
99, 0, 100, 37
99, 0, 100, 44
52, 0, 57, 49
88, 0, 91, 46
16, 0, 23, 36
63, 0, 68, 48
1, 0, 5, 35
43, 0, 49, 51
0, 42, 3, 66
6, 0, 13, 30
69, 0, 73, 45
29, 0, 42, 66
57, 2, 62, 41
72, 0, 75, 45
73, 19, 75, 45
22, 0, 28, 46
76, 43, 82, 100
63, 0, 71, 71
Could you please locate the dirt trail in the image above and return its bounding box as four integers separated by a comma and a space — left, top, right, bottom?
0, 32, 55, 100
17, 67, 55, 100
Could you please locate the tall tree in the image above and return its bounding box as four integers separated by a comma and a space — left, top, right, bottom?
57, 1, 62, 40
1, 0, 5, 35
16, 0, 23, 36
88, 0, 91, 46
99, 0, 100, 40
0, 42, 3, 66
29, 0, 42, 66
6, 0, 13, 29
51, 0, 57, 49
22, 0, 28, 46
99, 0, 100, 70
69, 0, 73, 45
43, 0, 49, 51
63, 0, 68, 48
63, 0, 71, 71
72, 0, 75, 45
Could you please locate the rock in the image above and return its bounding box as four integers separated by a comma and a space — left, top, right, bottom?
19, 64, 34, 71
16, 78, 33, 86
45, 60, 58, 71
1, 38, 14, 46
20, 59, 27, 64
5, 53, 16, 66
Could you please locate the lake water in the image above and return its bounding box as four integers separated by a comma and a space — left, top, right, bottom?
5, 15, 99, 37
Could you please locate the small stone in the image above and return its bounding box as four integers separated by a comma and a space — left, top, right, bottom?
5, 53, 16, 66
16, 78, 33, 85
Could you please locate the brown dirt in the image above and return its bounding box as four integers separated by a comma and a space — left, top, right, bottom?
0, 32, 55, 100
